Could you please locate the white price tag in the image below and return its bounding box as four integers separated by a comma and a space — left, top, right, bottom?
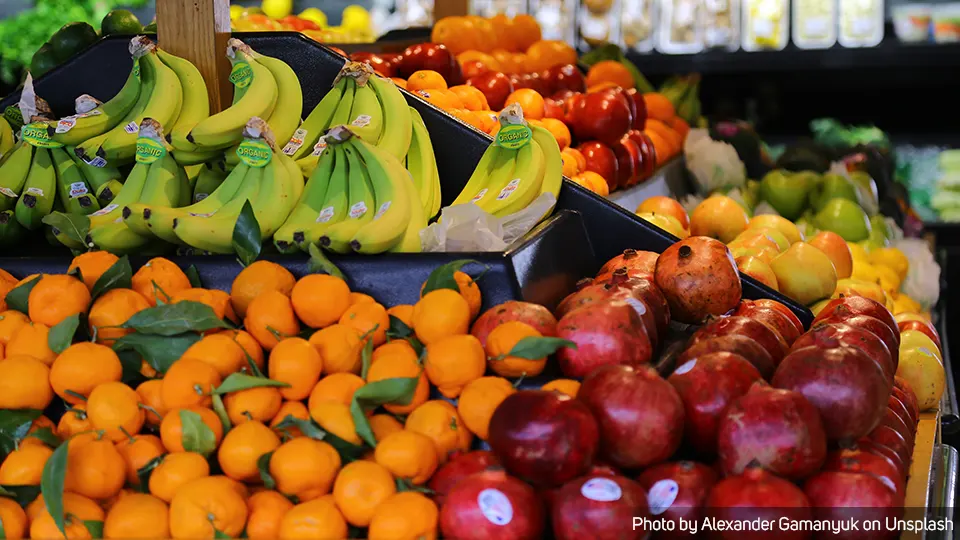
25, 187, 44, 197
91, 203, 118, 216
349, 201, 368, 219
56, 117, 78, 134
316, 206, 335, 223
496, 178, 521, 201
123, 121, 139, 134
69, 182, 88, 198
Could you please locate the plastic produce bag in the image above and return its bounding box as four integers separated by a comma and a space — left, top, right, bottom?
684, 128, 747, 195
420, 193, 558, 252
894, 237, 940, 311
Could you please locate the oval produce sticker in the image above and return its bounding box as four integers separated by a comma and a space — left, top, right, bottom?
229, 61, 254, 89
495, 124, 533, 150
236, 139, 273, 168
647, 479, 680, 516
477, 488, 513, 526
20, 123, 63, 148
581, 477, 622, 502
135, 138, 167, 164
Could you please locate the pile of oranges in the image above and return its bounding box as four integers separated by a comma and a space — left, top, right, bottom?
0, 252, 575, 539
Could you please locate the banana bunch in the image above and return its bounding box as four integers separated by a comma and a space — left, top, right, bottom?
0, 117, 15, 159
82, 119, 190, 254
274, 125, 425, 254
449, 105, 562, 220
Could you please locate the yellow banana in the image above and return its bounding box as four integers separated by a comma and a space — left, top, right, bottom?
347, 136, 412, 254
286, 76, 347, 160
347, 74, 384, 144
318, 141, 374, 253
158, 48, 210, 153
531, 124, 562, 220
477, 139, 545, 217
369, 75, 411, 161
250, 52, 302, 147
50, 60, 142, 146
302, 146, 350, 248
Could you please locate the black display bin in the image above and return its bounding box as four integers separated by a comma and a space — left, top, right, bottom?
0, 32, 813, 327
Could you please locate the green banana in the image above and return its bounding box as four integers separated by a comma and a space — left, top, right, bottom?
50, 61, 143, 146
319, 143, 374, 253
250, 52, 302, 146
326, 78, 357, 133
274, 144, 336, 253
301, 146, 349, 248
95, 180, 125, 206
405, 106, 440, 217
368, 75, 411, 161
0, 210, 26, 247
50, 147, 99, 215
67, 149, 123, 201
287, 77, 346, 160
348, 136, 413, 254
478, 139, 545, 217
15, 148, 57, 230
347, 75, 384, 144
158, 49, 210, 153
0, 117, 16, 159
123, 153, 184, 236
88, 162, 150, 229
87, 220, 152, 254
173, 147, 224, 166
192, 163, 228, 203
0, 143, 35, 212
172, 165, 265, 253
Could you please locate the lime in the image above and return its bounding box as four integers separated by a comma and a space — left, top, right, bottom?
143, 21, 158, 34
101, 9, 143, 36
50, 22, 99, 63
30, 43, 60, 79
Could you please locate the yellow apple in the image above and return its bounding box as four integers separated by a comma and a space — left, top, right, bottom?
807, 231, 853, 279
892, 293, 923, 315
770, 243, 838, 305
847, 241, 870, 262
728, 234, 781, 254
690, 195, 749, 243
747, 214, 803, 244
730, 246, 777, 264
737, 227, 790, 252
901, 329, 943, 362
897, 345, 945, 411
832, 278, 886, 304
873, 264, 901, 297
735, 256, 778, 290
636, 212, 689, 239
850, 259, 881, 284
869, 247, 909, 281
895, 311, 932, 324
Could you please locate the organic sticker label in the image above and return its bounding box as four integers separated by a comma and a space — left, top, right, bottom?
87, 156, 108, 168
0, 187, 17, 198
495, 124, 533, 149
647, 480, 680, 515
311, 139, 328, 157
91, 203, 118, 217
316, 206, 335, 223
20, 123, 63, 148
56, 117, 77, 133
581, 477, 623, 502
69, 182, 88, 198
351, 114, 372, 128
496, 178, 521, 200
135, 138, 168, 164
471, 188, 488, 203
477, 488, 512, 526
230, 61, 254, 89
236, 139, 273, 168
4, 106, 24, 131
25, 187, 45, 197
375, 201, 391, 219
283, 128, 309, 155
349, 201, 368, 219
194, 193, 209, 203
674, 360, 696, 376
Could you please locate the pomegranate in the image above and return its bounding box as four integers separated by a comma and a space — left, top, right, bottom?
856, 439, 907, 478
555, 300, 653, 378
813, 313, 899, 370
487, 391, 598, 487
790, 322, 894, 382
471, 301, 558, 348
803, 471, 904, 539
439, 468, 545, 540
598, 269, 670, 338
868, 424, 912, 466
636, 461, 718, 539
539, 462, 623, 515
552, 475, 650, 540
734, 303, 801, 345
691, 316, 788, 367
594, 266, 656, 283
668, 352, 762, 458
745, 298, 805, 336
824, 448, 905, 496
705, 465, 813, 540
813, 296, 900, 344
654, 237, 742, 324
772, 346, 889, 441
881, 402, 915, 446
578, 365, 684, 469
893, 377, 920, 423
429, 450, 500, 507
717, 383, 827, 479
554, 270, 660, 349
676, 334, 776, 379
597, 248, 659, 277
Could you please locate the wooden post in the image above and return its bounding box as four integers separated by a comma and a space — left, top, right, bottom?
156, 0, 232, 113
434, 0, 470, 20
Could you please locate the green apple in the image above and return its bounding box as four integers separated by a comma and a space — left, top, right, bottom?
813, 198, 871, 242
742, 179, 762, 210
760, 170, 816, 220
869, 215, 891, 240
850, 171, 879, 212
794, 217, 820, 239
809, 173, 859, 211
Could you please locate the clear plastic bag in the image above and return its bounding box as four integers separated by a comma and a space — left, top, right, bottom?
420, 194, 558, 253
531, 0, 578, 44
683, 128, 747, 194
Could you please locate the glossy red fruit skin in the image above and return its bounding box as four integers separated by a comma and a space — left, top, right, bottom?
803, 471, 904, 540
668, 352, 762, 458
691, 316, 788, 368
892, 379, 920, 424
868, 424, 912, 466
625, 88, 649, 130
569, 90, 633, 146
556, 300, 653, 378
705, 465, 813, 540
601, 271, 671, 339
733, 304, 801, 345
597, 87, 638, 138
578, 365, 685, 469
508, 72, 546, 95
461, 60, 492, 79
466, 71, 515, 111
429, 450, 500, 508
577, 141, 619, 191
898, 319, 942, 351
397, 43, 462, 83
772, 346, 890, 442
881, 400, 915, 446
555, 272, 659, 349
636, 461, 718, 539
541, 63, 586, 95
349, 52, 395, 77
439, 468, 545, 540
598, 249, 659, 277
612, 135, 642, 187
824, 448, 904, 496
471, 301, 558, 349
654, 238, 743, 324
813, 297, 900, 347
855, 438, 907, 478
677, 335, 776, 380
790, 322, 894, 382
623, 130, 657, 180
488, 391, 599, 488
552, 475, 650, 540
542, 96, 565, 121
748, 299, 805, 335
716, 383, 827, 479
813, 313, 900, 371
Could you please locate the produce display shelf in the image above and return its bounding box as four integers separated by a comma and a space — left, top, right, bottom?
936, 249, 960, 441
331, 26, 432, 54
925, 222, 960, 250
0, 31, 812, 327
902, 409, 954, 540
606, 157, 692, 212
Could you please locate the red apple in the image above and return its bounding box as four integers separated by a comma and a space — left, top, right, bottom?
898, 319, 942, 351
562, 92, 584, 125
637, 461, 718, 539
541, 63, 586, 95
440, 468, 545, 539
598, 87, 638, 132
623, 129, 657, 181
568, 90, 633, 146
467, 71, 515, 111
552, 475, 650, 540
625, 88, 648, 130
349, 52, 395, 77
578, 365, 684, 469
543, 96, 565, 121
460, 59, 492, 80
397, 43, 461, 83
577, 141, 618, 192
611, 135, 642, 188
429, 451, 500, 508
488, 390, 599, 487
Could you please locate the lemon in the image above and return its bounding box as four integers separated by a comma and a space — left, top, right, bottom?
850, 260, 880, 284
847, 241, 870, 262
893, 293, 923, 315
342, 5, 372, 32
230, 5, 246, 20
261, 0, 293, 19
868, 247, 910, 281
299, 7, 328, 27
873, 264, 901, 297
